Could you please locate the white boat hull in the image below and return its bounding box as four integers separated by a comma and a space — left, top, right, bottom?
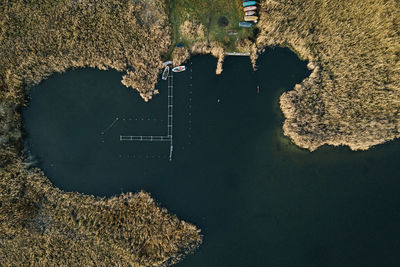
172, 66, 186, 72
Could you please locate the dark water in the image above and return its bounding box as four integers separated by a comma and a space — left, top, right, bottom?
24, 48, 400, 266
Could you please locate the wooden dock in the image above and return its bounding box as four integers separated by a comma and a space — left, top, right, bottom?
225, 52, 250, 56
120, 73, 174, 161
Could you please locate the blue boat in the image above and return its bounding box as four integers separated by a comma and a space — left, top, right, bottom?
243, 1, 256, 7
239, 21, 253, 27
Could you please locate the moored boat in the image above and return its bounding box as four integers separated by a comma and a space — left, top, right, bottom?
243, 1, 256, 7
245, 11, 256, 16
243, 6, 257, 11
244, 16, 258, 21
162, 66, 169, 80
172, 66, 186, 72
239, 21, 253, 27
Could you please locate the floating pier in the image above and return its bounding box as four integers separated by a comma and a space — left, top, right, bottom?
120, 72, 174, 161
225, 52, 250, 56
119, 135, 171, 141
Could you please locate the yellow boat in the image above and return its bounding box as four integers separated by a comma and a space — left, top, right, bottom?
244, 16, 258, 21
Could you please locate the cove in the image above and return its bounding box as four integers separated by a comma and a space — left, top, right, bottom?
23, 48, 400, 266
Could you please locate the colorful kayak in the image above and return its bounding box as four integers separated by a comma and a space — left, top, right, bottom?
172, 66, 186, 72
245, 11, 256, 16
162, 66, 169, 80
243, 1, 256, 7
239, 21, 253, 27
243, 6, 257, 11
244, 16, 258, 21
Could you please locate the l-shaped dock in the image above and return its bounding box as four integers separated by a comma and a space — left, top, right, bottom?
120, 72, 174, 161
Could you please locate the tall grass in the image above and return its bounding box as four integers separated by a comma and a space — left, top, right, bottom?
257, 0, 400, 151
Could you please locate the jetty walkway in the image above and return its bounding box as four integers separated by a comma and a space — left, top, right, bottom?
225, 52, 250, 56
120, 73, 174, 161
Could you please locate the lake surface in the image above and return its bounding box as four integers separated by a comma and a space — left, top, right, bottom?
24, 48, 400, 266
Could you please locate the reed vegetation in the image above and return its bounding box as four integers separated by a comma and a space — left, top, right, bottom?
257, 0, 400, 151
0, 161, 201, 266
0, 0, 171, 102
0, 0, 201, 265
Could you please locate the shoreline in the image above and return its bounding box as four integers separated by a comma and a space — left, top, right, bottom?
0, 1, 202, 265
1, 0, 400, 265
256, 0, 400, 152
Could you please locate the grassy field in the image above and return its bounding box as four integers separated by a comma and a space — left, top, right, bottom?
167, 0, 255, 52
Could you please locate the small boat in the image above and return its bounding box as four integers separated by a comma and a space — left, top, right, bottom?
239, 21, 253, 27
162, 66, 169, 80
245, 11, 256, 16
244, 6, 257, 11
244, 16, 258, 21
172, 66, 186, 72
163, 61, 172, 66
243, 1, 256, 7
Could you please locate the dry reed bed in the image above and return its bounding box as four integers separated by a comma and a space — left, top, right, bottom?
257, 0, 400, 151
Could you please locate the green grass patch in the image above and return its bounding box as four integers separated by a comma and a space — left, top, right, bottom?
167, 0, 255, 53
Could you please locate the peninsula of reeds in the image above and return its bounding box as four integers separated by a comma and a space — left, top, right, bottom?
256, 0, 400, 151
